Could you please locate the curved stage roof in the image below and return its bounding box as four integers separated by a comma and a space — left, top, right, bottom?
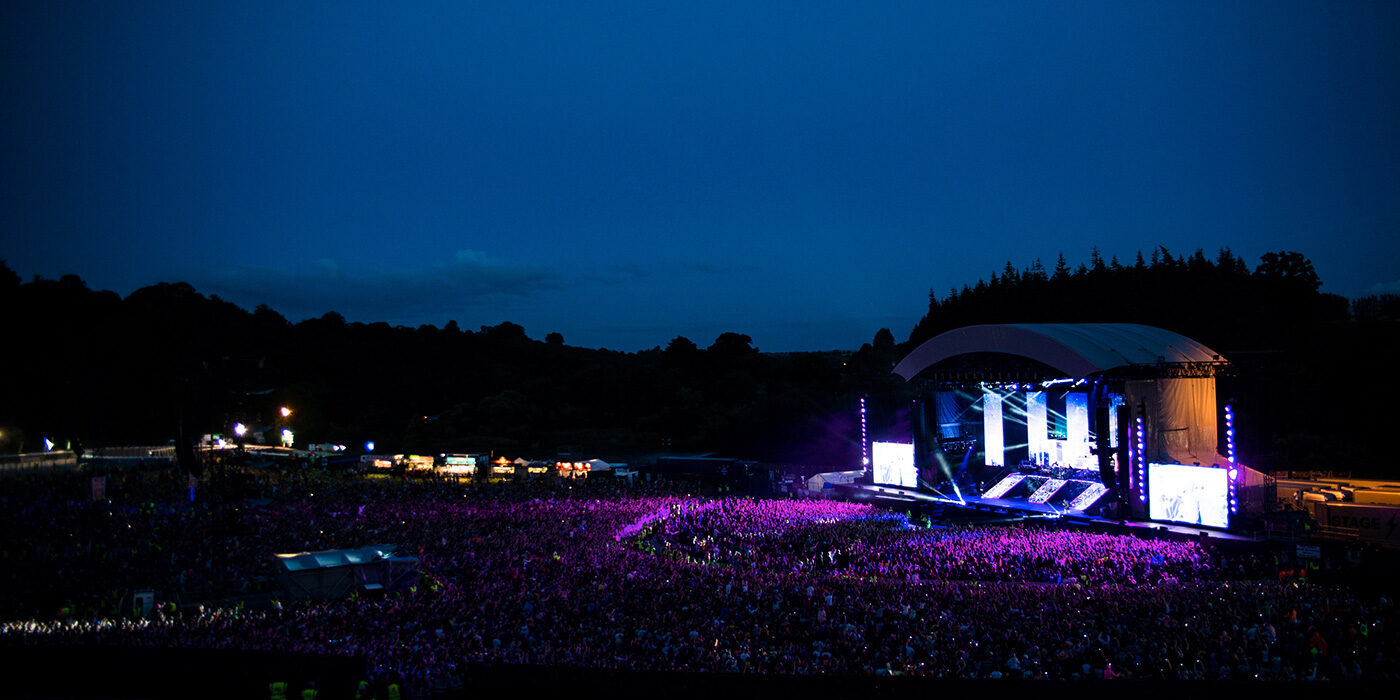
892, 323, 1225, 381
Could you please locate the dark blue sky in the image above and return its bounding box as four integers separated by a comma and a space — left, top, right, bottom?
4, 2, 1398, 351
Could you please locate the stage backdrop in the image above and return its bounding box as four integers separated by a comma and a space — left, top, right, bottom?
1126, 378, 1223, 467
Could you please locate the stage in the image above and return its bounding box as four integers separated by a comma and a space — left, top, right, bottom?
842, 482, 1259, 542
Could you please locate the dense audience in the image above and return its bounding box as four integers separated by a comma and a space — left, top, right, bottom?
646, 499, 1268, 584
2, 464, 1396, 697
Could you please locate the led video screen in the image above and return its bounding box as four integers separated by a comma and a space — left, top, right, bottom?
1148, 463, 1229, 528
872, 441, 916, 488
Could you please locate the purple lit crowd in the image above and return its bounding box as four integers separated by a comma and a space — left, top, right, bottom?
2, 467, 1397, 695
648, 500, 1255, 585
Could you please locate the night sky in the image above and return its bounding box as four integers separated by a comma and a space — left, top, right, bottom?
3, 2, 1398, 351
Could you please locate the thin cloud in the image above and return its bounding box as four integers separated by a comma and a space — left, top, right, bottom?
600, 263, 648, 283
680, 262, 729, 275
197, 249, 563, 321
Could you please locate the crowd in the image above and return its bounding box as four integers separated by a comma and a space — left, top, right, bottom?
2, 466, 1398, 696
645, 498, 1259, 584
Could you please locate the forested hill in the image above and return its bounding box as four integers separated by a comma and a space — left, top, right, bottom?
1, 251, 1397, 475
0, 261, 882, 466
908, 248, 1349, 354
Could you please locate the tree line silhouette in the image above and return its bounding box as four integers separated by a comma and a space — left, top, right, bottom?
909, 247, 1396, 474
911, 247, 1345, 350
0, 250, 1395, 475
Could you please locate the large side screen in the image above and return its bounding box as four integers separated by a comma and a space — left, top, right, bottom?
872, 441, 916, 488
1148, 463, 1229, 528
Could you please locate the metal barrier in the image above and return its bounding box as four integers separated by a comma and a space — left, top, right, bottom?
0, 451, 77, 472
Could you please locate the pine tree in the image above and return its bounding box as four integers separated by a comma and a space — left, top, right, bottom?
1217, 247, 1247, 275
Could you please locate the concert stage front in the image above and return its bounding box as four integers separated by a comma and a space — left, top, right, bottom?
854, 322, 1272, 535
839, 482, 1259, 542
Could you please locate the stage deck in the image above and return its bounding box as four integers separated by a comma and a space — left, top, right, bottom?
847, 484, 1258, 542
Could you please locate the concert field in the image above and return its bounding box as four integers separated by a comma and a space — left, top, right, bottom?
2, 465, 1397, 699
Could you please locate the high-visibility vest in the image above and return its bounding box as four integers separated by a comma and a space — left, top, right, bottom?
355, 680, 370, 700
387, 683, 401, 700
301, 688, 318, 700
269, 682, 288, 700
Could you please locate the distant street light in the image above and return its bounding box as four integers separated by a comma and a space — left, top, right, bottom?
280, 406, 292, 418
234, 423, 248, 437
365, 441, 375, 452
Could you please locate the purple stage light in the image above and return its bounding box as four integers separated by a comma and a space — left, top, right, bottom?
1225, 405, 1239, 518
1224, 403, 1236, 466
860, 397, 869, 468
1135, 414, 1148, 503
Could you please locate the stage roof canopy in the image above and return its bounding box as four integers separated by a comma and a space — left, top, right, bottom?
893, 323, 1224, 381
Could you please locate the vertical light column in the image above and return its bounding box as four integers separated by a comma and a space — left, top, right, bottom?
1226, 404, 1238, 519
1224, 403, 1236, 465
1108, 400, 1120, 449
1027, 391, 1047, 465
860, 397, 869, 469
1135, 414, 1147, 502
1066, 392, 1089, 469
983, 388, 1004, 467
